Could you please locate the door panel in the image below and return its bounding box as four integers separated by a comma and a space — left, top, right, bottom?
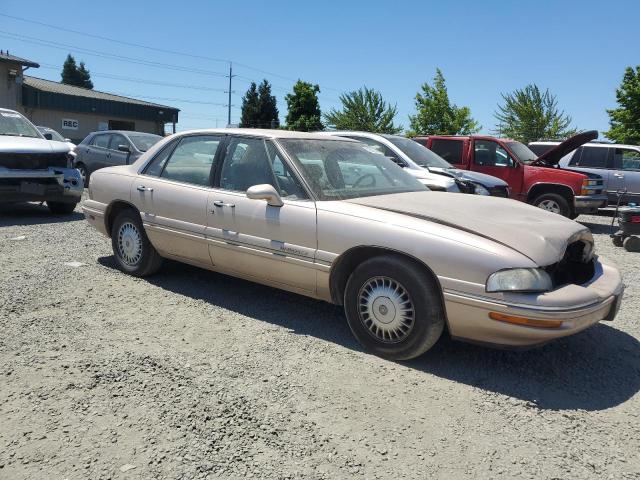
206, 192, 317, 292
613, 147, 640, 203
470, 139, 523, 196
132, 178, 212, 264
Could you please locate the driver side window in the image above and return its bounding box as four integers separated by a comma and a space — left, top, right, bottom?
474, 140, 513, 167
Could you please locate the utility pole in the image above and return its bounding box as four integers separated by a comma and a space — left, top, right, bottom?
225, 62, 236, 127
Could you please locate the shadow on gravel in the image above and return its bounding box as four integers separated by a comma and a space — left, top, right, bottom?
0, 203, 83, 226
99, 255, 640, 412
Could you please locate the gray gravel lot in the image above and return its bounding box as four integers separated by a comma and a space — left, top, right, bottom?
1, 202, 639, 480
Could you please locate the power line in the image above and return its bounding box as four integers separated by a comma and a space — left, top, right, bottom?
111, 93, 242, 108
0, 12, 343, 92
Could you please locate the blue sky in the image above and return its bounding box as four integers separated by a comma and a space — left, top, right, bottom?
0, 0, 637, 136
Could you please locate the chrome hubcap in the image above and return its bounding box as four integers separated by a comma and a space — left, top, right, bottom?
117, 222, 142, 266
539, 199, 560, 214
358, 276, 415, 343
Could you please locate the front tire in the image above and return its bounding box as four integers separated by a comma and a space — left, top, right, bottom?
344, 255, 445, 360
532, 193, 571, 217
76, 163, 89, 187
47, 201, 77, 215
111, 209, 163, 277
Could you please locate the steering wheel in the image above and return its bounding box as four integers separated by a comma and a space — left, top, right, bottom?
352, 173, 376, 188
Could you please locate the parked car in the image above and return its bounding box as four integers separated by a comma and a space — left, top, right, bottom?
529, 140, 640, 206
75, 130, 162, 185
82, 129, 623, 360
36, 126, 76, 153
317, 131, 509, 196
0, 108, 82, 214
413, 131, 607, 218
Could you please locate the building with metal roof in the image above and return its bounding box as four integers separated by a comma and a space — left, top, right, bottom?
0, 50, 179, 143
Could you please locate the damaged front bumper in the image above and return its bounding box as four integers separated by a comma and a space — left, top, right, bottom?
0, 167, 84, 203
574, 194, 608, 214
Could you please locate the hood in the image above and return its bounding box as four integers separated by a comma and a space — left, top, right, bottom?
346, 192, 590, 266
532, 130, 598, 166
0, 135, 70, 155
427, 167, 508, 187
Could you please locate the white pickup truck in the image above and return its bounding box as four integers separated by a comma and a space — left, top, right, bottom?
0, 108, 83, 214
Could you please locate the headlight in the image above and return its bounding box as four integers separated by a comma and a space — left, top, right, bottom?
486, 268, 552, 293
473, 183, 490, 196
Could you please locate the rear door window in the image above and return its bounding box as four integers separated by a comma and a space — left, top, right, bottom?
430, 139, 464, 164
613, 148, 640, 171
572, 147, 608, 168
92, 134, 110, 149
160, 135, 222, 186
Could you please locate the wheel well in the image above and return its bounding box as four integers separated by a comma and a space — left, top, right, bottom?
105, 201, 140, 236
329, 246, 442, 306
527, 184, 574, 205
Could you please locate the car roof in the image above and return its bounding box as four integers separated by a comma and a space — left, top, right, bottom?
172, 128, 358, 141
90, 130, 161, 136
0, 107, 20, 114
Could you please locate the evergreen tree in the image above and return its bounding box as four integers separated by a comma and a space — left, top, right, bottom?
285, 80, 323, 131
257, 79, 279, 128
605, 66, 640, 144
77, 61, 94, 89
324, 87, 401, 134
240, 82, 260, 128
409, 69, 480, 135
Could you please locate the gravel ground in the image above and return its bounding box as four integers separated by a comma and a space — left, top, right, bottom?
1, 201, 639, 480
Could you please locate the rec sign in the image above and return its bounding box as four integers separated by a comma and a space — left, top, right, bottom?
61, 118, 79, 130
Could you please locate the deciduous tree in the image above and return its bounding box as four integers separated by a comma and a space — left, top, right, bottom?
285, 80, 323, 131
605, 66, 640, 144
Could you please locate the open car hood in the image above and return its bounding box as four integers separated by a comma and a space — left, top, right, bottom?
531, 130, 598, 166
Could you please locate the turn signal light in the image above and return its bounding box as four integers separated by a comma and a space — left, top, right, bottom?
489, 312, 563, 329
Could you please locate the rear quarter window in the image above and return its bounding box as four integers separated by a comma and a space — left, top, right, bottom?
430, 139, 464, 164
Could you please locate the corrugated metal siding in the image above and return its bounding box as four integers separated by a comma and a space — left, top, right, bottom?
22, 85, 179, 122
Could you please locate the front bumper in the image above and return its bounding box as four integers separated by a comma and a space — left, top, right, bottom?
574, 194, 607, 213
0, 167, 83, 203
443, 256, 624, 348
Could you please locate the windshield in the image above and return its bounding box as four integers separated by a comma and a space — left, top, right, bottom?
279, 139, 428, 200
507, 141, 538, 164
128, 133, 162, 152
0, 111, 42, 138
37, 127, 65, 142
384, 135, 452, 169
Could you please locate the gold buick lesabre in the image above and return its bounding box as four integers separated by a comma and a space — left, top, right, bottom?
82, 129, 623, 360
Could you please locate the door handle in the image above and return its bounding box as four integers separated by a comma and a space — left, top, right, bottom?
213, 200, 235, 208
614, 173, 625, 178
137, 185, 153, 192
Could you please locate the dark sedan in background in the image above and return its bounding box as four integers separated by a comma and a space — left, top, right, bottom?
74, 130, 162, 185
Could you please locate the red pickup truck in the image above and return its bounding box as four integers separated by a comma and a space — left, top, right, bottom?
413, 131, 607, 218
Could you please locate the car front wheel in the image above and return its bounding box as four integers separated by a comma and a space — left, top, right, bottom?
111, 209, 163, 277
533, 193, 571, 217
344, 255, 445, 360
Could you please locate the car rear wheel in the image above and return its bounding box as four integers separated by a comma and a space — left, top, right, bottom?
533, 193, 571, 217
47, 201, 77, 215
344, 255, 445, 360
111, 209, 163, 277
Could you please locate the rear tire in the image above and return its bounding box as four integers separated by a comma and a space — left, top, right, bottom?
532, 193, 571, 217
47, 201, 77, 215
343, 255, 445, 360
111, 209, 163, 277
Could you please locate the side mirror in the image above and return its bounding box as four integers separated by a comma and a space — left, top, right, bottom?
118, 144, 131, 153
64, 138, 72, 142
246, 184, 283, 207
43, 133, 53, 140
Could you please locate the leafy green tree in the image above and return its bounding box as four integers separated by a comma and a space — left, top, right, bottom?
61, 54, 93, 89
285, 80, 323, 131
494, 84, 577, 143
605, 66, 640, 144
77, 61, 93, 89
240, 82, 260, 128
257, 79, 279, 128
409, 69, 480, 135
324, 87, 401, 134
